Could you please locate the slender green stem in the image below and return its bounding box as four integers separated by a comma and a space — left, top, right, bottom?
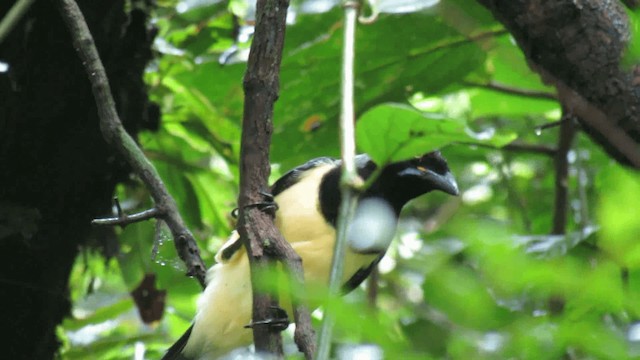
0, 0, 35, 45
315, 1, 359, 359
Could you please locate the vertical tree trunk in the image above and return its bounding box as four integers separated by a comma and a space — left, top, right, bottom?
0, 1, 156, 358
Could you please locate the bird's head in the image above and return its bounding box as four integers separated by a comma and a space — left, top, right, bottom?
365, 151, 459, 212
346, 151, 458, 253
394, 151, 459, 196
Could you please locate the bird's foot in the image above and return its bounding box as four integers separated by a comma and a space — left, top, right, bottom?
244, 306, 290, 332
231, 191, 279, 218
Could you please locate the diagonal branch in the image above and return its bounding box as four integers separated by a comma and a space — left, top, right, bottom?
92, 206, 161, 227
556, 81, 640, 168
476, 0, 640, 167
0, 0, 35, 44
462, 141, 557, 157
56, 0, 207, 287
463, 80, 557, 101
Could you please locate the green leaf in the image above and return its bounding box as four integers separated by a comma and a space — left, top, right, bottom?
271, 9, 488, 167
356, 103, 465, 164
356, 103, 516, 164
466, 36, 559, 118
118, 221, 156, 288
423, 264, 511, 330
597, 166, 640, 268
622, 8, 640, 70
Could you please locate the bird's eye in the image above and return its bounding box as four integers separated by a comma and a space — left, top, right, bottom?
417, 166, 428, 172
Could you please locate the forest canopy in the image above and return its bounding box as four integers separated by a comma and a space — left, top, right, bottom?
4, 0, 637, 359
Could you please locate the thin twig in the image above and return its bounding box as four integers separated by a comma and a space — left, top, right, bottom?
316, 1, 360, 359
114, 197, 124, 218
0, 0, 35, 44
503, 142, 557, 156
551, 111, 576, 235
57, 0, 207, 287
460, 141, 557, 156
92, 207, 161, 227
463, 80, 558, 101
367, 266, 379, 308
492, 156, 532, 232
237, 0, 315, 358
575, 153, 590, 229
535, 120, 563, 132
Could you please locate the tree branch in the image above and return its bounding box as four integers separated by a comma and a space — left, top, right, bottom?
476, 0, 640, 167
494, 156, 532, 232
551, 110, 576, 235
535, 120, 563, 133
463, 80, 557, 101
461, 141, 557, 156
57, 0, 207, 287
503, 142, 557, 156
0, 0, 35, 44
555, 80, 640, 168
92, 207, 161, 227
237, 0, 314, 358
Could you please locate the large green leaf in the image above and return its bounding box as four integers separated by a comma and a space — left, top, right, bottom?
356, 103, 516, 164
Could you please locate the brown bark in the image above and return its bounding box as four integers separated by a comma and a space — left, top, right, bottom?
477, 0, 640, 167
58, 0, 207, 287
0, 0, 155, 358
238, 0, 314, 358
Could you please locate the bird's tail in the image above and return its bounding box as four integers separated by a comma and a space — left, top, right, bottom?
161, 324, 193, 360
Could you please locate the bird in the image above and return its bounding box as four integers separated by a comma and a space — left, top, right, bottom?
162, 151, 459, 360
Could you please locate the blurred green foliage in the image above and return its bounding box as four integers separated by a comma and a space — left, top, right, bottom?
58, 0, 640, 359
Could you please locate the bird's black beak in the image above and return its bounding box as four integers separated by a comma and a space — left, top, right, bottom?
426, 170, 459, 196
398, 167, 460, 196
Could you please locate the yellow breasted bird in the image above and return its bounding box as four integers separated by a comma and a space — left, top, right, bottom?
162, 151, 459, 359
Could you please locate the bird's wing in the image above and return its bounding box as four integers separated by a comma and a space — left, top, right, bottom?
270, 157, 338, 196
217, 155, 382, 289
161, 324, 193, 360
217, 157, 339, 263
